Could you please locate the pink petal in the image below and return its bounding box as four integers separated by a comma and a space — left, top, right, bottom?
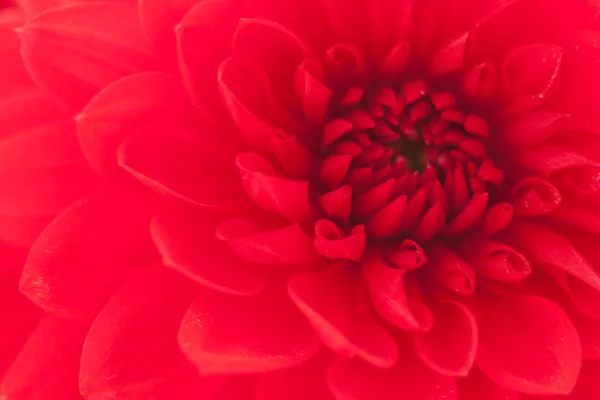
415, 301, 478, 377
178, 285, 320, 375
289, 265, 398, 367
151, 204, 267, 297
175, 0, 242, 112
80, 264, 223, 400
0, 316, 88, 400
477, 292, 581, 395
20, 189, 156, 320
17, 2, 157, 112
76, 72, 198, 179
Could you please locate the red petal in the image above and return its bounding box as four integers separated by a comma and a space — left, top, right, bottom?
178, 284, 320, 375
443, 193, 488, 236
362, 253, 433, 332
17, 2, 157, 112
501, 44, 563, 114
176, 0, 242, 112
217, 219, 320, 266
458, 238, 531, 283
458, 367, 519, 400
501, 112, 568, 148
151, 204, 267, 297
314, 220, 366, 261
427, 243, 476, 295
319, 185, 352, 221
295, 59, 333, 123
511, 177, 562, 216
385, 239, 427, 270
80, 264, 222, 400
255, 352, 335, 400
365, 195, 408, 239
482, 202, 514, 236
328, 352, 458, 400
0, 316, 88, 400
119, 124, 244, 208
76, 72, 198, 179
462, 62, 498, 101
477, 293, 581, 395
429, 32, 472, 76
139, 0, 200, 55
570, 310, 600, 360
289, 265, 398, 367
20, 189, 155, 320
501, 221, 600, 292
415, 301, 477, 377
237, 152, 312, 221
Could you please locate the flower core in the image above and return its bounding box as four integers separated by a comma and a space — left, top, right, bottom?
318, 80, 503, 244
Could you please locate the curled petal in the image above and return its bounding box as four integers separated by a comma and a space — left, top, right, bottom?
314, 220, 366, 261
458, 238, 531, 283
462, 62, 498, 101
289, 265, 398, 367
295, 59, 333, 123
477, 293, 581, 395
179, 285, 320, 375
362, 253, 433, 332
385, 239, 427, 270
415, 301, 478, 377
237, 152, 312, 222
427, 243, 476, 295
319, 185, 352, 221
511, 177, 561, 216
18, 2, 157, 112
482, 202, 513, 236
217, 219, 321, 266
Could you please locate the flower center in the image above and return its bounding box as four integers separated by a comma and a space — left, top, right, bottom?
316, 80, 505, 243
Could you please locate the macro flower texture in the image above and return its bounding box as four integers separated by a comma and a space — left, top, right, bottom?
1, 0, 600, 398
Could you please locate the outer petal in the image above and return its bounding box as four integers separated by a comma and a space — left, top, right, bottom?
20, 189, 156, 320
458, 367, 519, 400
17, 2, 158, 112
328, 350, 458, 400
288, 265, 398, 368
0, 316, 88, 400
178, 284, 320, 375
176, 0, 242, 112
80, 264, 222, 400
477, 293, 581, 395
151, 204, 268, 296
76, 72, 199, 179
254, 352, 335, 400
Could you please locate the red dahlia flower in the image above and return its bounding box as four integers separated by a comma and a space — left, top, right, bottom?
1, 0, 600, 398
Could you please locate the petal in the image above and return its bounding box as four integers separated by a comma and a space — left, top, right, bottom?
362, 252, 433, 332
294, 59, 333, 123
289, 265, 398, 368
118, 124, 244, 208
570, 310, 600, 360
20, 189, 156, 320
501, 221, 600, 292
178, 284, 320, 375
80, 264, 222, 400
511, 177, 562, 216
501, 44, 563, 114
314, 221, 366, 261
236, 152, 312, 222
254, 352, 335, 400
443, 193, 489, 236
76, 72, 198, 179
176, 0, 242, 112
0, 316, 88, 400
500, 112, 568, 148
217, 219, 321, 266
17, 2, 157, 112
477, 293, 581, 395
458, 367, 519, 400
415, 301, 478, 377
151, 204, 267, 297
139, 0, 199, 55
328, 351, 458, 400
427, 243, 476, 295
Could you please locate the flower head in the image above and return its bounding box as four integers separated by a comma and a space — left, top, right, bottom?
1, 0, 600, 399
